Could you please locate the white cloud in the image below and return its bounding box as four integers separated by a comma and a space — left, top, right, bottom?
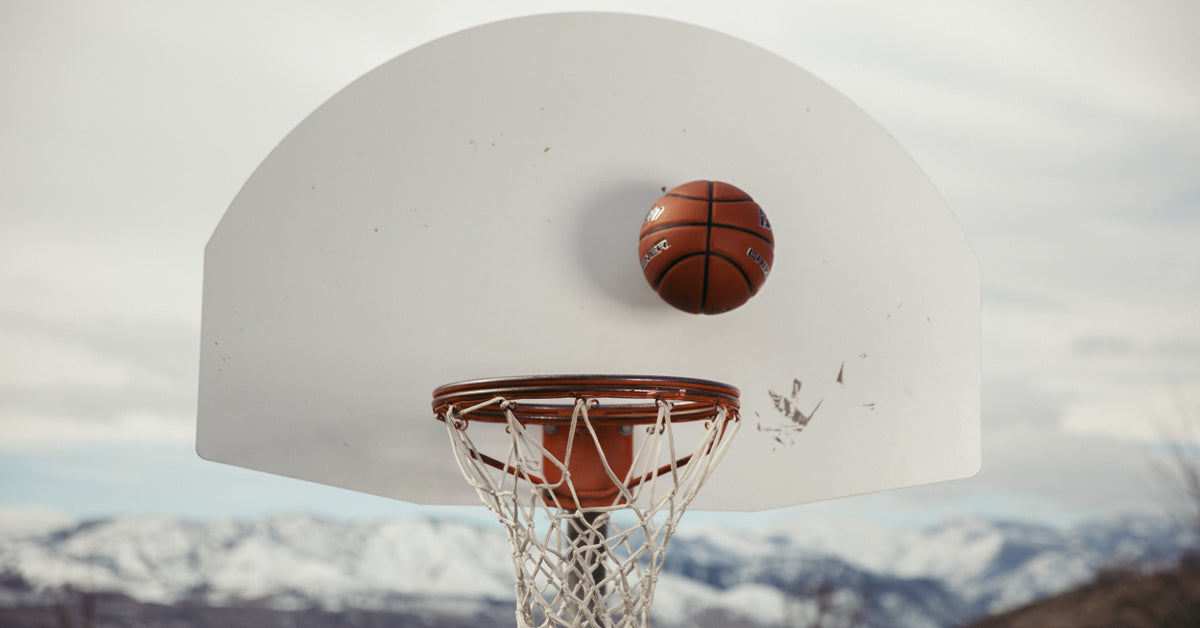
0, 311, 197, 451
0, 327, 149, 392
1061, 388, 1200, 443
0, 505, 76, 535
2, 411, 193, 453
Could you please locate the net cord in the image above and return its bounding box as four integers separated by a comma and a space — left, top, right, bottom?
439, 393, 740, 627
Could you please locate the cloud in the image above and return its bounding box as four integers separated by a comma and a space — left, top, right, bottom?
0, 505, 76, 535
0, 311, 196, 451
2, 411, 193, 453
1071, 335, 1200, 368
822, 426, 1170, 526
982, 372, 1071, 429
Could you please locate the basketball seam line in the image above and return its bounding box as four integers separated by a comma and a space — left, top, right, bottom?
701, 181, 713, 313
665, 193, 754, 203
710, 250, 756, 293
651, 252, 705, 288
650, 251, 755, 294
640, 222, 774, 246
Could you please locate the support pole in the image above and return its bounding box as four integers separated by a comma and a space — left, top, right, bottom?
567, 510, 609, 625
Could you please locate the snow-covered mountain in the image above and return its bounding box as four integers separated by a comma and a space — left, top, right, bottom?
1, 514, 1194, 627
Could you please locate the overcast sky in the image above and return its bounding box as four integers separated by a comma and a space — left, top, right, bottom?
2, 0, 1198, 531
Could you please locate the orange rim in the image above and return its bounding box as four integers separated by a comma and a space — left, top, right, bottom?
432, 374, 739, 425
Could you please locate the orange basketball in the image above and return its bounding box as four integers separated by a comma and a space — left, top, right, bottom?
639, 181, 774, 314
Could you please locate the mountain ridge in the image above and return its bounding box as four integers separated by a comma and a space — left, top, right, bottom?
2, 513, 1194, 627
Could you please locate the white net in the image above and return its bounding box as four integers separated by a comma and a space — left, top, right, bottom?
440, 393, 740, 628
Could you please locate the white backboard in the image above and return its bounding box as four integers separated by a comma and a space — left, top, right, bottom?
196, 12, 980, 510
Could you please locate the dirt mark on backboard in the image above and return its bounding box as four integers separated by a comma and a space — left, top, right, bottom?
757, 359, 870, 448
756, 378, 823, 448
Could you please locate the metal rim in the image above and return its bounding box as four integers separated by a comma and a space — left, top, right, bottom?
432, 374, 740, 425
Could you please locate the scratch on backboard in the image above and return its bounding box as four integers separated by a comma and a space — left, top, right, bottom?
756, 378, 823, 449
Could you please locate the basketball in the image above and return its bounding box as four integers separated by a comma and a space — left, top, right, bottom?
638, 181, 774, 314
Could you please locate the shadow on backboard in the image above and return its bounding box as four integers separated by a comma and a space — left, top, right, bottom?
573, 180, 673, 311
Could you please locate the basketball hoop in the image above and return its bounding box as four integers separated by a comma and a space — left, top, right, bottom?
432, 375, 740, 628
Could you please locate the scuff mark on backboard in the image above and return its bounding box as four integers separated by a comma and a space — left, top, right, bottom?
756, 378, 823, 448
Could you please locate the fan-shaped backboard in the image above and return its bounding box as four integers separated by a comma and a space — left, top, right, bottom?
196, 12, 980, 510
